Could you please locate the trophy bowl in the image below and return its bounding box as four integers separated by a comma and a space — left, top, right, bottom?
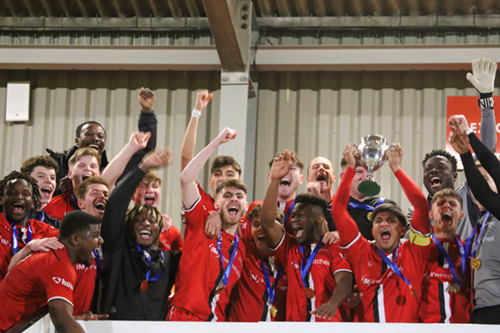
356, 135, 393, 197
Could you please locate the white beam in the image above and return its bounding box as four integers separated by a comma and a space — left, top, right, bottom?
1, 44, 500, 71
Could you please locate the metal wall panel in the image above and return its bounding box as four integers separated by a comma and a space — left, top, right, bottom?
0, 69, 494, 229
0, 70, 221, 229
253, 70, 493, 213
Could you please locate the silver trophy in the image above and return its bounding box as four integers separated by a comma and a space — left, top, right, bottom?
356, 135, 395, 197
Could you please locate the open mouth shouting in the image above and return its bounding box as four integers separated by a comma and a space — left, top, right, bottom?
40, 186, 54, 200
380, 230, 391, 242
144, 195, 156, 206
82, 172, 93, 182
11, 201, 26, 215
227, 205, 240, 218
138, 229, 153, 241
430, 176, 442, 190
93, 198, 106, 212
316, 173, 328, 186
280, 178, 291, 188
88, 143, 100, 151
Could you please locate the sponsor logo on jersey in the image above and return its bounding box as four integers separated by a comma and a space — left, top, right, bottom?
52, 276, 74, 290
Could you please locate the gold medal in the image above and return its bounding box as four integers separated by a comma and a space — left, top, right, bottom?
269, 305, 277, 318
141, 280, 148, 292
447, 284, 460, 293
367, 212, 373, 221
214, 285, 226, 295
304, 287, 315, 299
409, 285, 417, 298
471, 258, 482, 270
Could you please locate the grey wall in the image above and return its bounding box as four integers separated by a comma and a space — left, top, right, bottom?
0, 69, 493, 230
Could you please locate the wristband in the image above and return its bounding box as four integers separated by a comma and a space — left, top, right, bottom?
191, 108, 202, 118
478, 96, 494, 109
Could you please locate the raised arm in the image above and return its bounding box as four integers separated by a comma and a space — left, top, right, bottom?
387, 145, 430, 235
102, 149, 173, 252
180, 90, 213, 172
466, 58, 497, 152
180, 127, 236, 208
331, 145, 362, 246
101, 131, 150, 192
113, 88, 158, 184
261, 151, 290, 249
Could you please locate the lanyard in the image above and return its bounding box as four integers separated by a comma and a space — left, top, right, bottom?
431, 234, 465, 287
376, 245, 413, 290
298, 241, 323, 288
217, 231, 239, 286
10, 222, 33, 255
93, 250, 102, 271
465, 211, 490, 259
284, 201, 295, 225
261, 259, 283, 305
40, 210, 45, 222
136, 245, 165, 282
348, 198, 385, 211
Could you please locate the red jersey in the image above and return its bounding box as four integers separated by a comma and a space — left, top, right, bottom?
272, 232, 352, 322
0, 214, 56, 282
0, 247, 76, 332
227, 239, 287, 322
43, 192, 78, 221
333, 167, 432, 323
168, 194, 245, 322
419, 238, 471, 323
159, 225, 184, 251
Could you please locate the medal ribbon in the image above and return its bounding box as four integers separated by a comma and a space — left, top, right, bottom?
137, 245, 165, 283
348, 198, 385, 211
298, 240, 323, 288
10, 222, 33, 255
283, 201, 295, 225
261, 259, 283, 305
431, 234, 465, 288
217, 231, 239, 286
375, 245, 413, 289
465, 211, 490, 259
93, 250, 102, 271
40, 210, 45, 223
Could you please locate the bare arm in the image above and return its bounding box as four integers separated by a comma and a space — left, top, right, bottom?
180, 127, 237, 208
180, 90, 213, 172
311, 271, 353, 320
8, 238, 63, 271
48, 300, 85, 333
101, 132, 150, 192
261, 151, 290, 249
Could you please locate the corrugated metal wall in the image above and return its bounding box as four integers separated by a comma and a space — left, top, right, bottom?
0, 70, 221, 228
253, 70, 487, 212
1, 69, 493, 229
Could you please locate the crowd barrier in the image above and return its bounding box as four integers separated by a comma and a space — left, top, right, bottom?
20, 315, 500, 333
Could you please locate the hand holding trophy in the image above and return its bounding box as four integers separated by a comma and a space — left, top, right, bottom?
355, 135, 396, 196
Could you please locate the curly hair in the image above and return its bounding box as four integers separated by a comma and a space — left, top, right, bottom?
422, 149, 458, 173
294, 193, 328, 217
0, 170, 41, 212
20, 155, 59, 174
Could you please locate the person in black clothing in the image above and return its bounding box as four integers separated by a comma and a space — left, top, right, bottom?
100, 148, 181, 321
20, 155, 61, 228
449, 115, 500, 219
47, 88, 158, 195
339, 157, 396, 241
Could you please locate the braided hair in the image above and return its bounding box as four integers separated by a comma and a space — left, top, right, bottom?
0, 170, 41, 212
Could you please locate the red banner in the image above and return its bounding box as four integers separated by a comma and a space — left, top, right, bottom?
446, 96, 500, 170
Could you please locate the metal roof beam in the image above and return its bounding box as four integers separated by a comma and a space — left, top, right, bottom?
1, 44, 500, 72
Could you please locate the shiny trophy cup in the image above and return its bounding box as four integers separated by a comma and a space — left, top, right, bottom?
356, 135, 394, 197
